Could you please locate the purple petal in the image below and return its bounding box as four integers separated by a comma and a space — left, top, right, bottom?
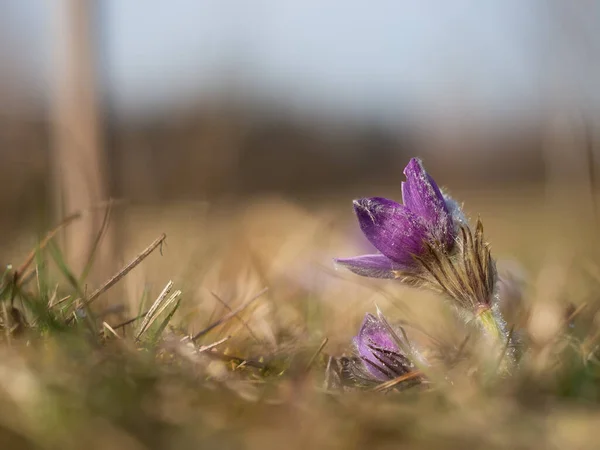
353, 197, 427, 266
401, 158, 447, 219
335, 254, 407, 279
355, 313, 406, 381
402, 158, 454, 248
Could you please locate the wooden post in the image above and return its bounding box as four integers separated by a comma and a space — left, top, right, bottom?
50, 0, 114, 286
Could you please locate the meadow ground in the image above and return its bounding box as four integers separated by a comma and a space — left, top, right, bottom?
1, 183, 600, 449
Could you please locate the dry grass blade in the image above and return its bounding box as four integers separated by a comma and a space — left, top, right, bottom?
191, 287, 268, 342
305, 337, 329, 372
198, 335, 231, 353
565, 302, 587, 325
323, 356, 336, 390
12, 199, 124, 286
211, 291, 262, 344
102, 322, 122, 339
51, 295, 73, 309
15, 267, 38, 288
371, 370, 423, 392
453, 333, 472, 364
136, 281, 173, 335
396, 320, 445, 348
111, 311, 149, 330
79, 199, 114, 283
47, 284, 60, 308
67, 233, 167, 324
135, 281, 180, 340
137, 290, 181, 340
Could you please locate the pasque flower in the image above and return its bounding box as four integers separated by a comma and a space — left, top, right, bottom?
335, 157, 495, 312
336, 157, 464, 279
335, 158, 515, 372
340, 311, 422, 386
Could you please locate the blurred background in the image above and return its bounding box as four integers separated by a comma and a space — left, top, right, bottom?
1, 1, 600, 316
4, 6, 600, 449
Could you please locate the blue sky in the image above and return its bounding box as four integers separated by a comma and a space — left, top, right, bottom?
2, 1, 598, 121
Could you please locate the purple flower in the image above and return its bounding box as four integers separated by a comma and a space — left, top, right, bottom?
333, 158, 516, 373
338, 312, 421, 387
335, 157, 501, 315
354, 313, 414, 381
336, 158, 463, 279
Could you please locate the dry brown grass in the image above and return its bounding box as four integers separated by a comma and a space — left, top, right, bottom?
0, 183, 599, 449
